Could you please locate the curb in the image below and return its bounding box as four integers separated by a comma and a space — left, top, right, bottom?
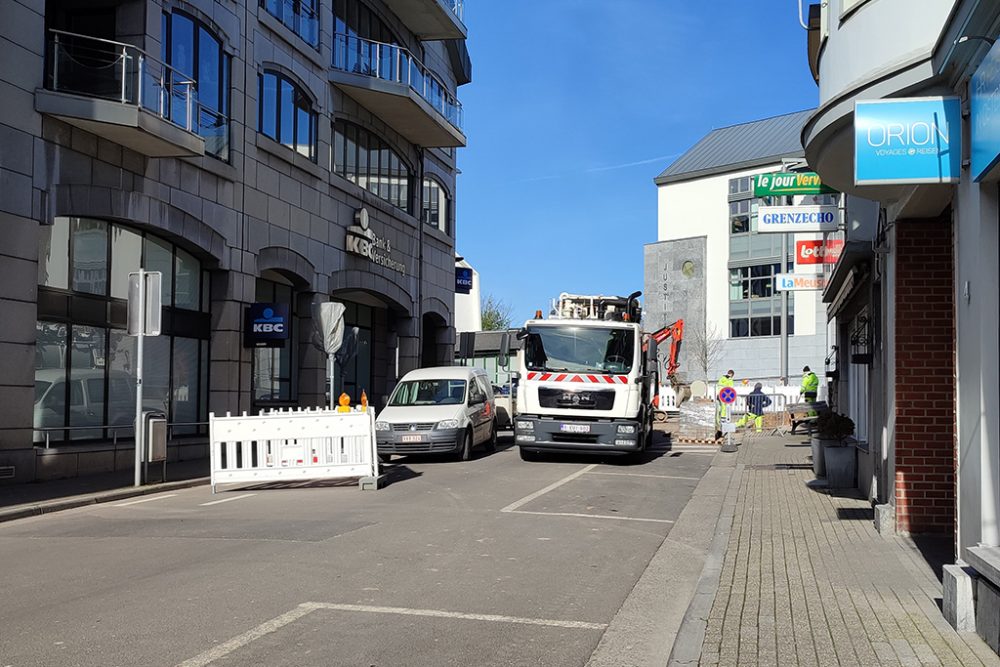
667, 459, 745, 666
0, 476, 210, 524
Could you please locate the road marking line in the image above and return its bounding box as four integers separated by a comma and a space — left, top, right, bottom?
175, 604, 317, 667
586, 472, 702, 481
199, 493, 257, 507
500, 464, 596, 513
113, 494, 177, 507
303, 602, 607, 630
175, 600, 605, 666
508, 510, 674, 524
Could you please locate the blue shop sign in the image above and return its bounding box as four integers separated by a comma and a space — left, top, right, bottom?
972, 40, 1000, 182
854, 97, 961, 186
244, 303, 290, 348
455, 267, 473, 294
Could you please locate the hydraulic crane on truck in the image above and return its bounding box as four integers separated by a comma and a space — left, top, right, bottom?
648, 319, 684, 379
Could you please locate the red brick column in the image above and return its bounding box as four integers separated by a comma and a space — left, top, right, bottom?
894, 219, 956, 535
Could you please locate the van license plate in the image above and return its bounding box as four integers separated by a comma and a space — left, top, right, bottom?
560, 424, 590, 434
400, 435, 424, 443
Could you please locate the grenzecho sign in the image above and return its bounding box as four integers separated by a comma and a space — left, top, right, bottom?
754, 172, 836, 197
757, 205, 840, 233
346, 208, 406, 275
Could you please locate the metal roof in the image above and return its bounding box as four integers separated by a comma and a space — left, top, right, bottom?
655, 109, 815, 185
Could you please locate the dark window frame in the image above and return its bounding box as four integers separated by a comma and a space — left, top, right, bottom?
333, 119, 413, 213
259, 70, 318, 162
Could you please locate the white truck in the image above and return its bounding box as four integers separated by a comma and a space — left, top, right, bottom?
505, 292, 659, 461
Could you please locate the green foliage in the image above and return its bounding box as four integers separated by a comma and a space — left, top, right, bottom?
815, 411, 855, 441
481, 294, 513, 331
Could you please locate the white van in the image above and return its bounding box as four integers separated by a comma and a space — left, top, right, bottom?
375, 366, 497, 461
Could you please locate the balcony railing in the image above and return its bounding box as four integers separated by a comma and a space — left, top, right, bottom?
451, 0, 464, 22
332, 33, 464, 132
261, 0, 320, 49
47, 30, 228, 159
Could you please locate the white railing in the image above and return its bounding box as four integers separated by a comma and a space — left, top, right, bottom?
209, 407, 378, 493
333, 33, 464, 131
451, 0, 465, 22
47, 30, 228, 158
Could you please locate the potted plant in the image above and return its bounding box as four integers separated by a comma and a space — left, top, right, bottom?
813, 412, 856, 487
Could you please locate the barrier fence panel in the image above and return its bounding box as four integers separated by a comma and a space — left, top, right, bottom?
209, 407, 377, 492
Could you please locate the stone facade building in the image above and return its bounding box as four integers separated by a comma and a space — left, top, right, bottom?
0, 0, 470, 482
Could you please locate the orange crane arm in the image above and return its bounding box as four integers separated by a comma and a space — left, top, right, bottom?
647, 319, 684, 378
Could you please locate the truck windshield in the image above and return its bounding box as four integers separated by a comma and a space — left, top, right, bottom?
524, 326, 635, 374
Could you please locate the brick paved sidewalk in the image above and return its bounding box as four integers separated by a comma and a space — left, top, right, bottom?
692, 433, 1000, 667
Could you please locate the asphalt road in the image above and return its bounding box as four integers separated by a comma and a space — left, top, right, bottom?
0, 433, 713, 667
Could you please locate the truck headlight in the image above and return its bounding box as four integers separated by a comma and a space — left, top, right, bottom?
435, 419, 461, 430
375, 421, 391, 432
516, 420, 534, 431
617, 425, 636, 434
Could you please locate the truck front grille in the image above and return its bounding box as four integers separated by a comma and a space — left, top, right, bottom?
538, 388, 615, 410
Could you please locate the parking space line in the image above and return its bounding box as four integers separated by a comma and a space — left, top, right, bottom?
199, 493, 257, 507
507, 510, 674, 524
304, 602, 607, 630
175, 601, 605, 666
175, 604, 317, 667
113, 494, 177, 507
500, 464, 596, 513
586, 471, 702, 481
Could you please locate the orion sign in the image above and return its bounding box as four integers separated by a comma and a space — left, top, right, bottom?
346, 208, 406, 275
854, 97, 961, 185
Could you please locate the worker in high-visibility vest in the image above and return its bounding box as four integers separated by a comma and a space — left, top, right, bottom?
715, 369, 735, 438
801, 366, 819, 416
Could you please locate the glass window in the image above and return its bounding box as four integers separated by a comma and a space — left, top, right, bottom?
38, 218, 70, 289
162, 12, 230, 159
71, 218, 108, 296
144, 236, 174, 306
108, 330, 136, 434
142, 335, 171, 415
333, 120, 412, 213
261, 0, 319, 48
728, 176, 751, 196
110, 225, 142, 299
253, 278, 295, 403
729, 200, 750, 234
34, 321, 68, 441
172, 337, 199, 434
174, 247, 201, 311
259, 71, 317, 161
68, 326, 106, 438
728, 262, 791, 338
422, 178, 449, 234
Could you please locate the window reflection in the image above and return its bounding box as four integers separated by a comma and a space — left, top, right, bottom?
259, 70, 316, 161
334, 120, 412, 213
71, 218, 108, 296
422, 178, 449, 234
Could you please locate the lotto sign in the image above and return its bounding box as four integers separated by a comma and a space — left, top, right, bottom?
718, 387, 737, 404
795, 239, 844, 265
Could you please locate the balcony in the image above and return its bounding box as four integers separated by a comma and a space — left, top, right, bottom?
331, 34, 466, 148
382, 0, 466, 40
35, 30, 226, 158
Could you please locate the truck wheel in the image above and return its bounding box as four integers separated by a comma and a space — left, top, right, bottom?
519, 448, 539, 462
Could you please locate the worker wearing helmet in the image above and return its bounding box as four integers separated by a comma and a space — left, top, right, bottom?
715, 369, 735, 439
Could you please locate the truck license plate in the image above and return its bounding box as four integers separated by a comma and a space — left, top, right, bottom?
400, 435, 424, 443
560, 424, 590, 434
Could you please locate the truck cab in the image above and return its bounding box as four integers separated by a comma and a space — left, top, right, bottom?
512, 309, 657, 461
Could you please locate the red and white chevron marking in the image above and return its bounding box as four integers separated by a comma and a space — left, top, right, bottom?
525, 372, 629, 384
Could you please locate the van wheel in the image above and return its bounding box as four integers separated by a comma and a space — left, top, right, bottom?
484, 420, 498, 452
455, 429, 472, 461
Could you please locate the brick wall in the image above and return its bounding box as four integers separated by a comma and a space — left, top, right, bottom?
894, 219, 956, 535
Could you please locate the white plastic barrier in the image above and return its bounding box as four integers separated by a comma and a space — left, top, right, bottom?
209, 407, 378, 493
658, 385, 680, 414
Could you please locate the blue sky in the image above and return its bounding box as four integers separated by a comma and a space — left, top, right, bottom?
455, 0, 820, 324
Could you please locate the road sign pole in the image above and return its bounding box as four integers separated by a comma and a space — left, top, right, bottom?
134, 270, 145, 487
